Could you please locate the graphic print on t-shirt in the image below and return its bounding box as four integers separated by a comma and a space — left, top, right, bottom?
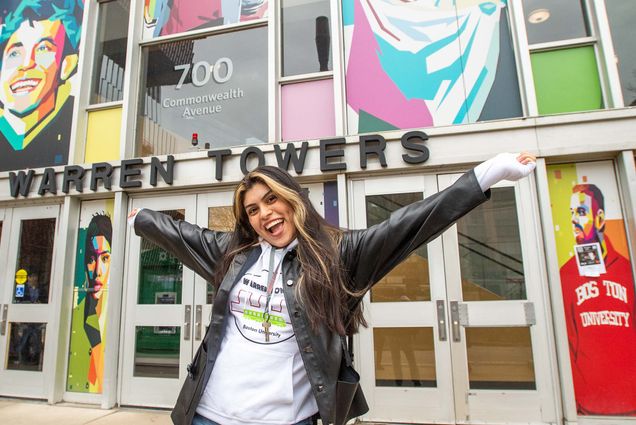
229, 268, 294, 344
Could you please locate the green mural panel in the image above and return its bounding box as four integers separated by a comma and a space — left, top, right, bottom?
358, 110, 399, 133
531, 46, 602, 115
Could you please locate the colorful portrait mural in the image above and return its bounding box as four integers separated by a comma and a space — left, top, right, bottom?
142, 0, 268, 39
67, 200, 114, 394
0, 0, 84, 172
342, 0, 522, 133
547, 162, 636, 416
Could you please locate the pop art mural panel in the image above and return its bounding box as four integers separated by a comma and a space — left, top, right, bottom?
67, 200, 114, 394
143, 0, 269, 39
342, 0, 522, 133
547, 162, 636, 416
0, 0, 84, 172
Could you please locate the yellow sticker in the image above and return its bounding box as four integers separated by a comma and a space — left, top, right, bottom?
15, 269, 28, 284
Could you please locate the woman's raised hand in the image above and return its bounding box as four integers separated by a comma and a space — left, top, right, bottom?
127, 208, 141, 227
473, 152, 537, 192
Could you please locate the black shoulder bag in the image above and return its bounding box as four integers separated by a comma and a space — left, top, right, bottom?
335, 335, 369, 425
170, 327, 209, 425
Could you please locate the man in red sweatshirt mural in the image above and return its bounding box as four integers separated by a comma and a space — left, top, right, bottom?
560, 183, 636, 415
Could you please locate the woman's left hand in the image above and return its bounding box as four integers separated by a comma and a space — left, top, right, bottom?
503, 151, 536, 180
516, 151, 536, 166
474, 151, 537, 191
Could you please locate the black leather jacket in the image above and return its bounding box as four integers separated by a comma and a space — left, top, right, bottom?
133, 170, 489, 425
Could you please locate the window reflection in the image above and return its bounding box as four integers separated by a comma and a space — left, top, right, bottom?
605, 0, 636, 106
7, 323, 46, 371
282, 0, 332, 76
366, 193, 430, 302
523, 0, 589, 45
138, 210, 184, 305
13, 219, 56, 304
134, 326, 180, 378
90, 0, 129, 104
466, 327, 536, 390
458, 188, 526, 301
374, 327, 436, 387
208, 206, 235, 231
136, 28, 268, 157
206, 206, 235, 303
141, 0, 268, 39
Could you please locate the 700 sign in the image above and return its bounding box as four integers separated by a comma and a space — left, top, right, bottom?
174, 57, 233, 89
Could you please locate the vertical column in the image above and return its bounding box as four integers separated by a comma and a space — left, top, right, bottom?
48, 196, 80, 403
102, 191, 129, 408
616, 151, 636, 282
533, 158, 576, 422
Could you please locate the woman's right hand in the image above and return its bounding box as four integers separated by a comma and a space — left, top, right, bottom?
127, 208, 142, 226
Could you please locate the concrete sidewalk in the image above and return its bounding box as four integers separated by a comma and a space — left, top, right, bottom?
0, 398, 172, 425
0, 399, 402, 424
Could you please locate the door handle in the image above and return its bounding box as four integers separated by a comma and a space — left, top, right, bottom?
450, 301, 461, 342
195, 305, 202, 341
184, 305, 192, 341
0, 304, 7, 336
436, 300, 447, 341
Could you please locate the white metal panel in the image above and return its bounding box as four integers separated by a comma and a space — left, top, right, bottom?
464, 390, 546, 423
462, 301, 535, 326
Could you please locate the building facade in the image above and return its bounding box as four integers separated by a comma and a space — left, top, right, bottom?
0, 0, 635, 424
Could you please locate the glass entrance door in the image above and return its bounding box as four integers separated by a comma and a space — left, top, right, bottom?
439, 174, 556, 424
352, 173, 557, 424
352, 174, 455, 422
121, 194, 198, 407
0, 205, 59, 398
121, 191, 235, 407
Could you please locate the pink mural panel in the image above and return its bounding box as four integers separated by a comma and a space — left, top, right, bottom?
143, 0, 268, 39
281, 80, 335, 142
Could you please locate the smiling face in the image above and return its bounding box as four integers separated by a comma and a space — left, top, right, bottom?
86, 236, 111, 300
243, 182, 297, 248
0, 19, 67, 116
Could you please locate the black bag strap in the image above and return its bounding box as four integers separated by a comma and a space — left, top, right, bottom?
187, 324, 211, 379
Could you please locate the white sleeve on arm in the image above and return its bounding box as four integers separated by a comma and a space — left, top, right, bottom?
473, 153, 536, 192
127, 208, 145, 227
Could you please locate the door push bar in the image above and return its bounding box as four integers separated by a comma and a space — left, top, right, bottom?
436, 300, 447, 341
0, 304, 6, 336
184, 305, 192, 341
450, 301, 461, 342
195, 305, 203, 341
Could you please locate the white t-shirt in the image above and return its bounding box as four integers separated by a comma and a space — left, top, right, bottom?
196, 240, 318, 425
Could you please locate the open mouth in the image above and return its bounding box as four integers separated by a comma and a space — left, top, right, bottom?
10, 79, 40, 94
265, 218, 284, 235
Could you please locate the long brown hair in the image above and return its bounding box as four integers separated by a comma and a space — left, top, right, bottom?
214, 166, 366, 335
